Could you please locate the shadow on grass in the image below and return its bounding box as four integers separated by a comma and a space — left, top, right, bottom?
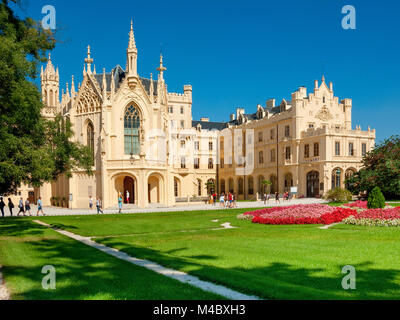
0, 218, 47, 237
98, 238, 400, 300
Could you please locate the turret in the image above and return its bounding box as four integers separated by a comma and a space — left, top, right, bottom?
40, 53, 60, 118
126, 20, 138, 76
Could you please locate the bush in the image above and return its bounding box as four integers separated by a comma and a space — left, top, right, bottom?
367, 187, 386, 209
323, 188, 352, 202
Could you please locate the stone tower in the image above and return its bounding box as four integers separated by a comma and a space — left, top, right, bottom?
40, 53, 59, 118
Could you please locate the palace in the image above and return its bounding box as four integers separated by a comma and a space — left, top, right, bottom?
12, 22, 375, 208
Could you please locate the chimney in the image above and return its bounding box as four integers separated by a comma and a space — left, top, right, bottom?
230, 113, 236, 121
266, 99, 275, 108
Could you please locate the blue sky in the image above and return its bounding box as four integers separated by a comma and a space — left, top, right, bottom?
13, 0, 400, 142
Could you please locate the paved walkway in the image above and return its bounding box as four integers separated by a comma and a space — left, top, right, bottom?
34, 220, 260, 300
1, 198, 327, 217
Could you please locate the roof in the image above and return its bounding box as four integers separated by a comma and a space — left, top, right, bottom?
192, 120, 228, 131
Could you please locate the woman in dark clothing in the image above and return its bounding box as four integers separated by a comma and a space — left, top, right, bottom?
8, 198, 14, 217
0, 197, 5, 217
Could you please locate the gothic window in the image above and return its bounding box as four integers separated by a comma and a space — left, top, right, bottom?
198, 179, 202, 196
362, 143, 367, 157
304, 144, 310, 158
314, 143, 319, 157
124, 105, 140, 155
332, 168, 342, 189
87, 121, 95, 163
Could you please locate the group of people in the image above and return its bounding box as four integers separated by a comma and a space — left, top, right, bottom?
89, 196, 104, 214
262, 191, 291, 204
0, 196, 45, 217
209, 192, 238, 208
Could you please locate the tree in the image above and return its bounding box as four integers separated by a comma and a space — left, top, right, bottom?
261, 180, 272, 193
367, 186, 386, 209
0, 1, 93, 195
347, 136, 400, 199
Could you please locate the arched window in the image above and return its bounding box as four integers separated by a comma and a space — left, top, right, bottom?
87, 122, 95, 163
332, 168, 342, 189
198, 179, 202, 196
124, 105, 141, 155
220, 179, 226, 194
174, 178, 179, 197
248, 176, 254, 195
49, 89, 54, 106
228, 178, 234, 193
238, 178, 244, 195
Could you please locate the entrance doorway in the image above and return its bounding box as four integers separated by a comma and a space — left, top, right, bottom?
123, 176, 135, 204
307, 171, 320, 197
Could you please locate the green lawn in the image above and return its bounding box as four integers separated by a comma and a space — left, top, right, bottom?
0, 218, 222, 300
2, 206, 400, 299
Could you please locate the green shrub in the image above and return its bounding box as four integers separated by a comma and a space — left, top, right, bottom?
367, 187, 386, 209
323, 188, 352, 202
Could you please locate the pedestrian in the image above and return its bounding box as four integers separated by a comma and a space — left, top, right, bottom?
228, 193, 233, 208
0, 197, 5, 218
275, 192, 280, 204
118, 193, 123, 213
96, 197, 103, 214
37, 197, 45, 216
233, 193, 237, 208
89, 196, 94, 210
126, 190, 130, 204
25, 198, 31, 216
17, 197, 26, 216
263, 192, 267, 205
8, 198, 14, 217
219, 193, 225, 207
212, 193, 217, 206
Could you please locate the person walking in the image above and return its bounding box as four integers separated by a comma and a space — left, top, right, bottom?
37, 197, 45, 216
118, 193, 123, 213
219, 193, 225, 207
17, 197, 26, 216
0, 197, 5, 218
89, 196, 94, 210
8, 198, 14, 217
263, 192, 267, 205
275, 192, 280, 204
126, 190, 130, 204
233, 193, 237, 208
96, 197, 103, 214
212, 193, 217, 206
25, 199, 31, 216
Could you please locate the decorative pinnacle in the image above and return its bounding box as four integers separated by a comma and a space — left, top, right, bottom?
157, 54, 166, 73
128, 19, 136, 50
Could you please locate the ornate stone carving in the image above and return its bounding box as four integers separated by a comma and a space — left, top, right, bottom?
315, 106, 333, 121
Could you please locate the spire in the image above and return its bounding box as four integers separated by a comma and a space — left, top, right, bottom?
83, 63, 86, 77
110, 70, 115, 101
93, 64, 96, 75
149, 73, 154, 103
71, 75, 76, 97
85, 45, 93, 74
65, 82, 70, 98
128, 19, 137, 50
44, 52, 56, 76
157, 54, 166, 81
321, 75, 325, 83
102, 68, 107, 101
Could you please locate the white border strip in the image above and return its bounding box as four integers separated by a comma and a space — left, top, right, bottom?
0, 265, 10, 300
34, 220, 260, 300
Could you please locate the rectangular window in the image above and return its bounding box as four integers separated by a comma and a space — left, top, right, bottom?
285, 146, 291, 160
362, 143, 367, 157
271, 149, 276, 162
180, 106, 184, 114
209, 142, 213, 151
220, 158, 224, 169
181, 157, 186, 168
285, 125, 290, 138
208, 158, 214, 169
314, 142, 319, 157
308, 123, 314, 129
349, 142, 354, 156
180, 120, 185, 128
259, 151, 264, 164
304, 144, 310, 158
270, 129, 275, 140
194, 141, 199, 150
194, 158, 199, 169
258, 132, 263, 142
335, 142, 340, 156
169, 106, 173, 113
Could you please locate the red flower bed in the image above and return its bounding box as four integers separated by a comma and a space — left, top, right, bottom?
351, 207, 400, 220
246, 204, 357, 225
344, 200, 368, 209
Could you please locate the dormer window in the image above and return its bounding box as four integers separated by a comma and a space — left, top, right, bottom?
323, 97, 326, 104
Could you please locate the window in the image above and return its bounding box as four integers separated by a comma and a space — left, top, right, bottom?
124, 105, 140, 155
349, 142, 354, 156
259, 151, 264, 164
87, 122, 95, 163
220, 179, 226, 193
198, 180, 202, 196
362, 143, 367, 157
271, 149, 276, 162
171, 120, 175, 128
332, 168, 342, 189
323, 97, 326, 103
180, 106, 184, 114
314, 143, 319, 157
284, 125, 290, 138
208, 158, 214, 169
168, 106, 173, 113
238, 178, 244, 195
304, 144, 310, 158
194, 158, 200, 169
248, 177, 254, 195
285, 146, 291, 160
181, 157, 186, 168
174, 179, 179, 197
270, 129, 275, 140
258, 132, 263, 142
308, 123, 314, 129
335, 142, 340, 156
194, 141, 199, 150
180, 120, 185, 129
180, 140, 185, 148
220, 158, 224, 169
209, 142, 213, 151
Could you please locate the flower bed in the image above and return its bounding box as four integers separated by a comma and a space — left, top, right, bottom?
343, 207, 400, 227
245, 204, 357, 225
343, 200, 368, 209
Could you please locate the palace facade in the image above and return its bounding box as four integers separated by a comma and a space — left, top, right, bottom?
11, 22, 375, 208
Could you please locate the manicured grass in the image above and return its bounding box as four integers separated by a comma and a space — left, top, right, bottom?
0, 218, 222, 300
35, 208, 400, 300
